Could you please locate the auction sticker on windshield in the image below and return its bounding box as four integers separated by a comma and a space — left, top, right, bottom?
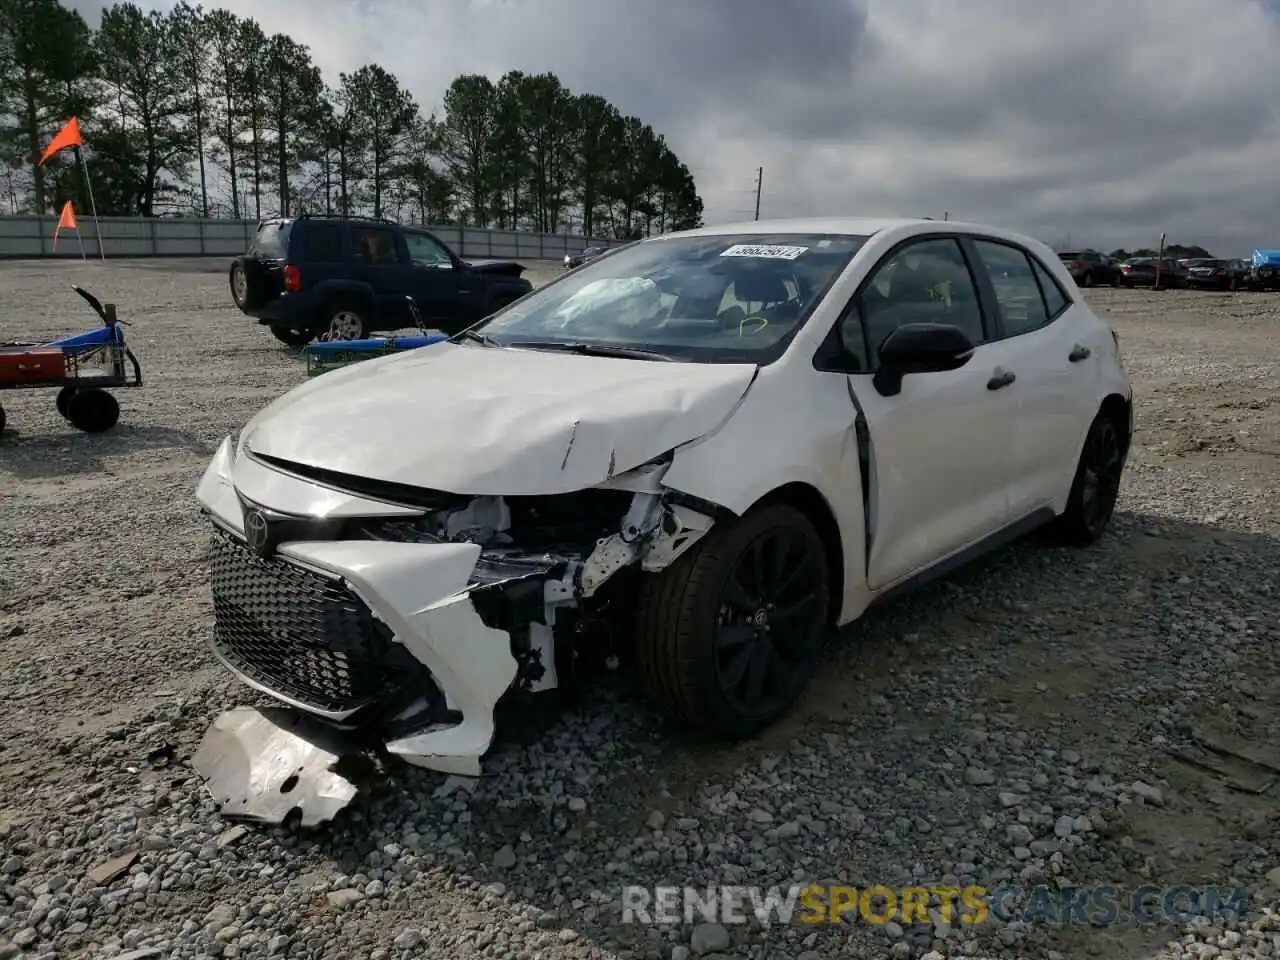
720, 244, 808, 260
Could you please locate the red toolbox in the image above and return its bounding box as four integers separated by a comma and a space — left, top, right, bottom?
0, 348, 68, 384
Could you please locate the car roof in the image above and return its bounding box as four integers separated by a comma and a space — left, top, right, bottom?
652, 216, 1051, 250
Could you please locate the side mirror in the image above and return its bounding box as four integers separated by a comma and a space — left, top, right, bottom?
872, 322, 974, 397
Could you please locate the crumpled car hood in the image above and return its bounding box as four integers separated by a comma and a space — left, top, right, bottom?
242, 342, 757, 496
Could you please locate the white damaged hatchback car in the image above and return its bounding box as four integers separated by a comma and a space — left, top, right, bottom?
197, 217, 1133, 780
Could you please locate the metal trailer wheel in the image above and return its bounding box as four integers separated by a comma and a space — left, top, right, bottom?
56, 386, 78, 418
66, 387, 120, 433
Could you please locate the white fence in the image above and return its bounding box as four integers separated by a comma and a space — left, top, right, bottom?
0, 215, 628, 261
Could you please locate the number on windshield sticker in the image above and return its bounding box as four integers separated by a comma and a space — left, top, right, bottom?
720, 244, 808, 260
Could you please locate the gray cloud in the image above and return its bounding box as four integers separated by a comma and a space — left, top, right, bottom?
68, 0, 1280, 254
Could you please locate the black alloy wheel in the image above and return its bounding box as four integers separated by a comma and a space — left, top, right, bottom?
635, 503, 832, 737
1047, 411, 1126, 546
713, 526, 827, 720
1079, 416, 1123, 537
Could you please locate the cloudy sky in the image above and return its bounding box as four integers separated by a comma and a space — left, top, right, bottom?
70, 0, 1280, 255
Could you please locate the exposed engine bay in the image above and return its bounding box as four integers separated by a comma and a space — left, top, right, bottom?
351, 459, 717, 694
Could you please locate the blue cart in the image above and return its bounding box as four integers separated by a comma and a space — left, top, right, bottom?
0, 287, 141, 435
303, 296, 449, 376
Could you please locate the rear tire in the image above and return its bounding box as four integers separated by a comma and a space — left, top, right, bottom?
325, 301, 369, 340
635, 504, 832, 738
66, 387, 119, 434
1046, 411, 1126, 546
270, 325, 311, 347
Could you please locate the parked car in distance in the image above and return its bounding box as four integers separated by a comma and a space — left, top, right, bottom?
1225, 259, 1255, 290
229, 215, 534, 345
1182, 258, 1249, 291
564, 245, 608, 269
1058, 250, 1121, 287
1251, 249, 1280, 291
1118, 257, 1186, 288
197, 215, 1134, 779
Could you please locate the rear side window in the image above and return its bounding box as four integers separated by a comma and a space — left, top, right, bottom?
302, 222, 343, 262
1031, 257, 1070, 319
971, 239, 1049, 337
350, 226, 401, 264
250, 221, 291, 258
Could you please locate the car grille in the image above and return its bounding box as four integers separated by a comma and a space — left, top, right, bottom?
208, 529, 410, 715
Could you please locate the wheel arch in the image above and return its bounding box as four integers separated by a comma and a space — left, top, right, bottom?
1098, 391, 1132, 454
744, 481, 845, 624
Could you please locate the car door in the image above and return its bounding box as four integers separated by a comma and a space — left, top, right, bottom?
347, 224, 415, 329
402, 231, 481, 325
841, 236, 1017, 591
965, 237, 1100, 518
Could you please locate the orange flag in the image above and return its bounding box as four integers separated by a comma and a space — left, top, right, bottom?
38, 117, 83, 166
56, 200, 77, 231
52, 201, 77, 251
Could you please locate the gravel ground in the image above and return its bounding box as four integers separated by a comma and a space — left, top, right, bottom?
0, 260, 1277, 960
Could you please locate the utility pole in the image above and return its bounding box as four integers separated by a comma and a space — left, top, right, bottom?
754, 167, 763, 221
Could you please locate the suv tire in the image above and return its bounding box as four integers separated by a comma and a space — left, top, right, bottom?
325, 301, 369, 340
270, 325, 311, 347
229, 261, 249, 310
230, 259, 272, 312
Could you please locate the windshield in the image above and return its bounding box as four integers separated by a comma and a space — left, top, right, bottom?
470, 233, 868, 363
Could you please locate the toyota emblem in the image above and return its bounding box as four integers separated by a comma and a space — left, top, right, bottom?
243, 508, 272, 557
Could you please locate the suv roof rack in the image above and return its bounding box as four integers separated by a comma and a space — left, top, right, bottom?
294, 213, 399, 225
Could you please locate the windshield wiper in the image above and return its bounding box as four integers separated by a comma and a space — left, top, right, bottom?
452, 329, 503, 347
505, 340, 679, 361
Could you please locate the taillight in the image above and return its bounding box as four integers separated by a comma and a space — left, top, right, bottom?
283, 264, 301, 292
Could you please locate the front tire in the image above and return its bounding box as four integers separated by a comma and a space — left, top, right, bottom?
1047, 411, 1126, 545
635, 503, 831, 738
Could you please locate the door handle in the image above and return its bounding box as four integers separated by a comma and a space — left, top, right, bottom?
987, 370, 1016, 390
1068, 345, 1091, 362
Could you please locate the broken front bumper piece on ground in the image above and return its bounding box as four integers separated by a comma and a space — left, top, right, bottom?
193, 436, 716, 820
192, 707, 362, 827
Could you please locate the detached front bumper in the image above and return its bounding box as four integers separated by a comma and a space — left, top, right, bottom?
196, 437, 520, 777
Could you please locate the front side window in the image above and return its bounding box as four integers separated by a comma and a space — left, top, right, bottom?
405, 232, 453, 268
471, 233, 868, 363
856, 238, 986, 356
970, 239, 1049, 337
